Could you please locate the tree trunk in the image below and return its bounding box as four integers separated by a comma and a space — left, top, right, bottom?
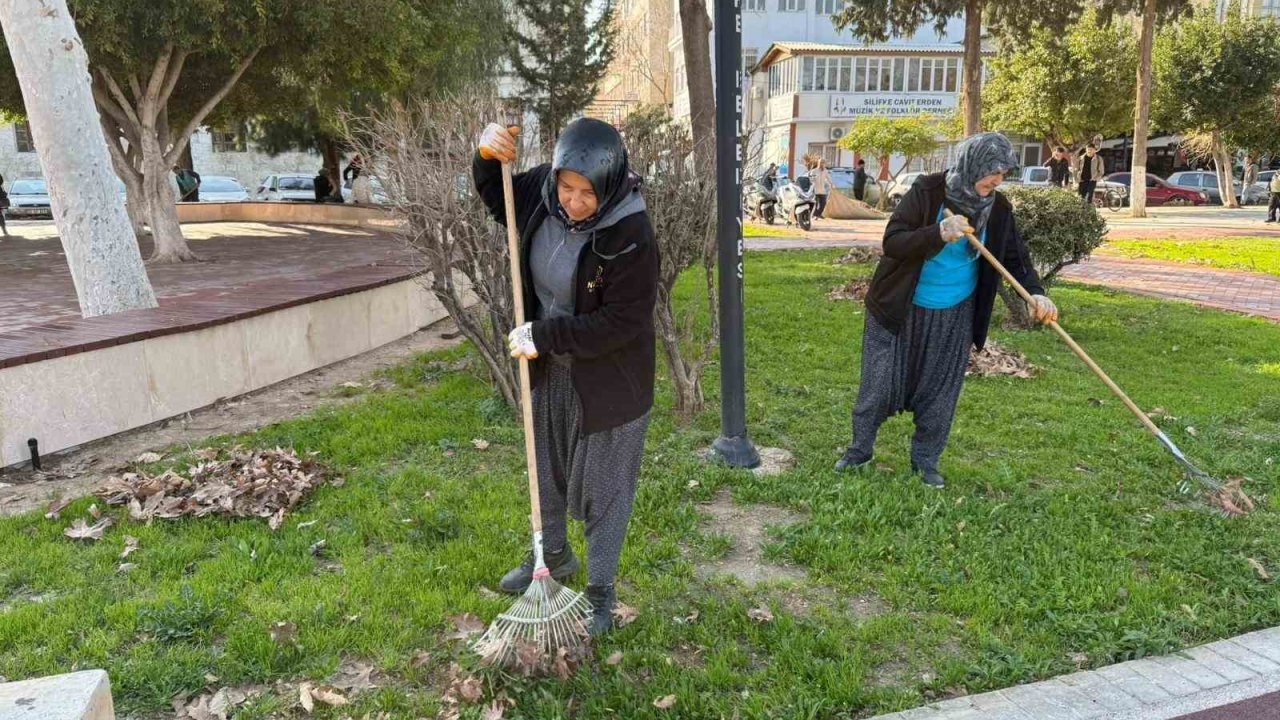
1130, 0, 1156, 219
679, 0, 715, 171
0, 0, 157, 316
961, 0, 984, 136
654, 292, 705, 419
1212, 134, 1239, 208
998, 284, 1035, 329
140, 132, 196, 263
123, 173, 150, 237
318, 135, 344, 201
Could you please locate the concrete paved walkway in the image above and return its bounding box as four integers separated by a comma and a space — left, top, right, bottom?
869, 627, 1280, 720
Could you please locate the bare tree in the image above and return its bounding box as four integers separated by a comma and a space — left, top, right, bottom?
343, 92, 522, 409
622, 106, 718, 419
678, 0, 715, 170
0, 0, 156, 317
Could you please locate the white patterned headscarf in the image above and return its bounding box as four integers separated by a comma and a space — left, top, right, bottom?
945, 132, 1018, 234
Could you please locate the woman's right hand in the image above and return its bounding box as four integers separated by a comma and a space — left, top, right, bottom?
479, 123, 520, 163
939, 214, 974, 243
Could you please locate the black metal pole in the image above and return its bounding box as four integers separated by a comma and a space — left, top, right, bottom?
710, 0, 760, 468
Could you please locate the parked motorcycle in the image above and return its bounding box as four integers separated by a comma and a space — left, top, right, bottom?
777, 175, 815, 231
744, 176, 779, 225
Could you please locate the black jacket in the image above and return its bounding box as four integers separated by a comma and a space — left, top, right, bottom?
473, 153, 659, 435
865, 172, 1045, 351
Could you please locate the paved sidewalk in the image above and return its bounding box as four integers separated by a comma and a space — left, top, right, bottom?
869, 627, 1280, 720
748, 221, 1280, 323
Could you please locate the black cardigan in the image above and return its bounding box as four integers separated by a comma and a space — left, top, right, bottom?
473, 153, 659, 435
865, 172, 1045, 351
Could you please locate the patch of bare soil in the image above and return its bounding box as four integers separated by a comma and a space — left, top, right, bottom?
696, 488, 807, 586
0, 319, 462, 517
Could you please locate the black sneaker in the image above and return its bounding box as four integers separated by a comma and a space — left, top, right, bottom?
911, 463, 946, 489
835, 448, 874, 472
498, 545, 580, 594
585, 584, 616, 637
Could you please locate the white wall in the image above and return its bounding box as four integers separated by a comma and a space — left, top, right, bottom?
0, 124, 45, 183
188, 130, 324, 194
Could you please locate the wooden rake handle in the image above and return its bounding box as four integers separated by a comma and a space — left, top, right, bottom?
501, 162, 543, 534
942, 209, 1166, 441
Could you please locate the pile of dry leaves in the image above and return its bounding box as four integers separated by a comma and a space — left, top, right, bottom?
96, 446, 337, 530
1207, 477, 1256, 518
832, 246, 883, 265
967, 342, 1037, 379
828, 279, 870, 301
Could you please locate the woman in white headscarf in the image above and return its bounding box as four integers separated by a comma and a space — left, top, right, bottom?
835, 133, 1059, 489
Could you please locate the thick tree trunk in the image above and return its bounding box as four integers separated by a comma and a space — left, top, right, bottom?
141, 133, 196, 263
961, 0, 984, 136
1130, 0, 1156, 219
679, 0, 715, 171
1212, 134, 1239, 208
998, 284, 1035, 329
0, 0, 156, 316
318, 135, 344, 201
123, 174, 150, 237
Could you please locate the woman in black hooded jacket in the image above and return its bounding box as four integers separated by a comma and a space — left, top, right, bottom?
474, 118, 658, 636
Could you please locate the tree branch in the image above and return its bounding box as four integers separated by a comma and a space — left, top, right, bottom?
91, 77, 139, 144
99, 117, 142, 183
157, 46, 187, 111
140, 43, 175, 128
128, 73, 143, 104
165, 47, 262, 166
98, 69, 141, 129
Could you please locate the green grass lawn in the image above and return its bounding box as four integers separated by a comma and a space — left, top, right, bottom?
1100, 236, 1280, 277
743, 222, 802, 238
2, 251, 1279, 718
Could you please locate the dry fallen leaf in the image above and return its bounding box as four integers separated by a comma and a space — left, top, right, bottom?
118, 562, 138, 574
1185, 426, 1198, 437
45, 497, 71, 520
330, 660, 377, 693
447, 613, 487, 641
605, 651, 623, 666
410, 650, 433, 668
120, 535, 139, 559
340, 381, 363, 389
482, 699, 506, 720
747, 604, 774, 623
64, 517, 113, 541
478, 586, 501, 599
827, 279, 870, 301
309, 686, 347, 707
298, 682, 315, 714
457, 676, 483, 703
653, 694, 677, 710
270, 621, 298, 646
1248, 558, 1271, 580
87, 504, 101, 519
135, 451, 164, 464
471, 438, 491, 451
296, 519, 318, 530
967, 342, 1036, 379
309, 539, 328, 557
612, 603, 639, 627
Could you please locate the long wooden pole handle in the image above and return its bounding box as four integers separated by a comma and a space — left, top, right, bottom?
943, 209, 1166, 440
501, 162, 542, 534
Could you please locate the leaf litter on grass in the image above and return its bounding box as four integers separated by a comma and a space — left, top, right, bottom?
967, 342, 1037, 379
95, 446, 335, 529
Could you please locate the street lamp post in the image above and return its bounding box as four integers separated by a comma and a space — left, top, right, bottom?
710, 0, 760, 469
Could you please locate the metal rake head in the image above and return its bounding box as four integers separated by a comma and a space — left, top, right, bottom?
472, 575, 591, 667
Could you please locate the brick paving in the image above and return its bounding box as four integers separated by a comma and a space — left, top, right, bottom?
0, 222, 419, 368
748, 216, 1280, 323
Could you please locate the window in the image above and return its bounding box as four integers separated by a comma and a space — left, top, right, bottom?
879, 58, 891, 92
945, 58, 959, 92
816, 0, 845, 13
908, 58, 920, 92
778, 0, 804, 11
13, 122, 33, 153
745, 0, 767, 9
802, 57, 814, 90
211, 128, 246, 153
854, 58, 867, 92
769, 65, 781, 96
1022, 145, 1041, 168
891, 58, 906, 92
837, 57, 851, 91
743, 47, 759, 72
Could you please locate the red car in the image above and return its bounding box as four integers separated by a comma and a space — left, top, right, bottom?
1103, 172, 1206, 206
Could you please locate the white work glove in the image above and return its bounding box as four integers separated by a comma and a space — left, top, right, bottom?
939, 214, 975, 243
507, 322, 538, 360
479, 123, 519, 163
1030, 294, 1059, 324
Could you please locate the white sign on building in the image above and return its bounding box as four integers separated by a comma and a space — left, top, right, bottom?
829, 93, 956, 118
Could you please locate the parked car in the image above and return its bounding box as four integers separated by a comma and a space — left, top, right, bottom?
198, 175, 250, 202
5, 177, 51, 218
1001, 166, 1052, 187
256, 174, 316, 202
828, 166, 880, 205
1166, 170, 1243, 204
341, 176, 389, 205
1102, 172, 1206, 206
883, 171, 925, 209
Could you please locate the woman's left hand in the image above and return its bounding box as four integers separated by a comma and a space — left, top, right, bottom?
508, 323, 539, 360
1030, 295, 1059, 324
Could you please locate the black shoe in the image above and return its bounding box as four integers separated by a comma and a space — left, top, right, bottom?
585, 584, 616, 637
1268, 219, 1277, 223
498, 545, 580, 594
835, 448, 874, 472
910, 463, 946, 489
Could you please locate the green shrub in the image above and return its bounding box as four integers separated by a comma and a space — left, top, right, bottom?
1000, 185, 1108, 285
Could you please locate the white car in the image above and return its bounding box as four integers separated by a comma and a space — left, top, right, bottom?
198, 175, 250, 202
256, 174, 316, 202
5, 177, 51, 218
883, 171, 925, 209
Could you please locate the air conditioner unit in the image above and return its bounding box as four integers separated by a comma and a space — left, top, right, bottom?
830, 126, 847, 141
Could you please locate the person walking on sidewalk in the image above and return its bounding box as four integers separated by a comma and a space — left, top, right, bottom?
1266, 171, 1280, 222
1074, 144, 1103, 204
1046, 147, 1071, 189
835, 133, 1059, 489
474, 118, 659, 636
811, 160, 833, 219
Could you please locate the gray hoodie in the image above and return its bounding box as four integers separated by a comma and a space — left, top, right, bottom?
530, 187, 647, 320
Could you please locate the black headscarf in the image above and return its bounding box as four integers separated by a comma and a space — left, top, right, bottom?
542, 118, 639, 232
945, 132, 1018, 234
